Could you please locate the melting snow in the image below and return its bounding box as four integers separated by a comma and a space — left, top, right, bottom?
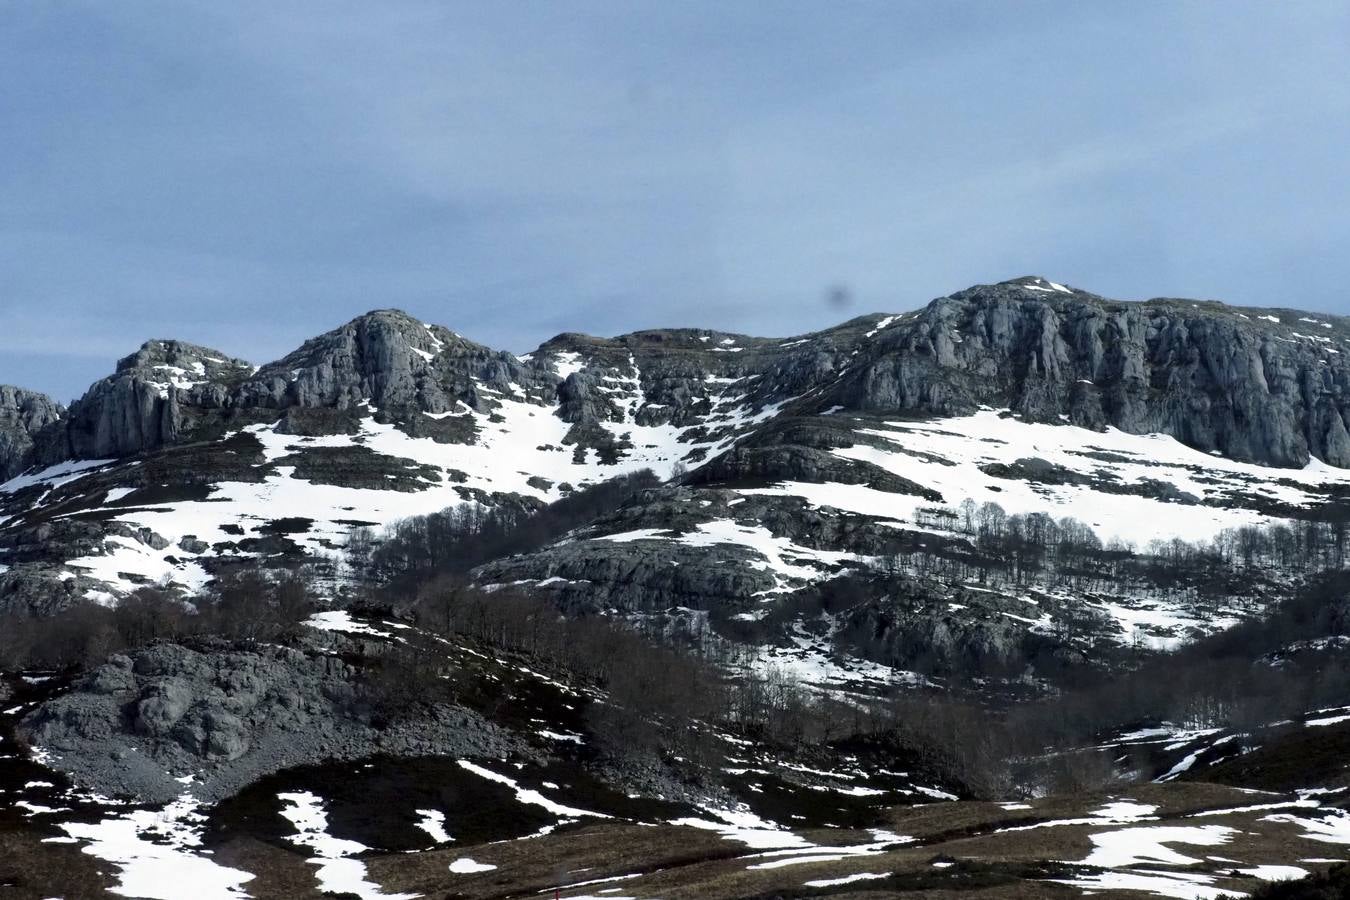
1, 458, 116, 495
1050, 870, 1233, 899
413, 809, 451, 844
803, 872, 889, 887
670, 806, 811, 850
1241, 865, 1307, 880
37, 363, 792, 595
1262, 810, 1350, 844
809, 409, 1350, 546
1090, 801, 1160, 820
304, 611, 394, 638
1020, 279, 1072, 295
598, 519, 864, 597
58, 795, 255, 900
552, 351, 585, 380
1306, 712, 1350, 727
278, 791, 417, 899
864, 316, 898, 339
447, 858, 496, 874
457, 760, 609, 820
1076, 824, 1236, 868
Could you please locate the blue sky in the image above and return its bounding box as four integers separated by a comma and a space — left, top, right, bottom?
3, 1, 1348, 402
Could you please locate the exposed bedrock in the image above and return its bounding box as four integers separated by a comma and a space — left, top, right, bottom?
0, 386, 64, 480
834, 279, 1350, 468
18, 636, 529, 803
12, 281, 1350, 474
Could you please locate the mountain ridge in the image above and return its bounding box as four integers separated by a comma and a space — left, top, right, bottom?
7, 279, 1350, 899
8, 275, 1350, 478
6, 276, 1350, 634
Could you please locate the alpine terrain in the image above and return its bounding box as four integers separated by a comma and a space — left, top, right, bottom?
4, 277, 1350, 900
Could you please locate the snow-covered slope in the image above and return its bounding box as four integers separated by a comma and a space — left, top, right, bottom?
747, 408, 1350, 547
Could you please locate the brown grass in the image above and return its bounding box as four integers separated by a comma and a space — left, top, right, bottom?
12, 781, 1340, 899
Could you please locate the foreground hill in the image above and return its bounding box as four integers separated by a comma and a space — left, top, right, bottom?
3, 610, 1349, 900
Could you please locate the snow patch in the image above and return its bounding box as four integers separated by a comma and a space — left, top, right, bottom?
447, 858, 496, 874
278, 791, 416, 899
58, 795, 255, 900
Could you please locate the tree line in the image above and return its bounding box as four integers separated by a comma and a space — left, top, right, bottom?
0, 570, 316, 672
349, 469, 660, 584
886, 497, 1350, 595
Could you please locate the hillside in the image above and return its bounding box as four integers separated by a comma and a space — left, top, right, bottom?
6, 278, 1350, 671
4, 277, 1350, 898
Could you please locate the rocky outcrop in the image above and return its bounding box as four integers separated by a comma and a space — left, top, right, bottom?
0, 386, 63, 480
242, 309, 555, 418
687, 416, 943, 498
471, 485, 929, 615
834, 278, 1350, 468
34, 312, 561, 465
20, 282, 1350, 474
11, 281, 1350, 477
9, 280, 1350, 619
42, 340, 255, 463
19, 637, 528, 803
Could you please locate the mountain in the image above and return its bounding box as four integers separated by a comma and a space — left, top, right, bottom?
5, 277, 1350, 899
5, 278, 1350, 655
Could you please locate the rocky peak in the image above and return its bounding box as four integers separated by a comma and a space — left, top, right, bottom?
113, 339, 254, 384
42, 339, 252, 463
0, 386, 64, 481
244, 308, 554, 417
15, 284, 1350, 475
836, 280, 1350, 467
998, 274, 1082, 293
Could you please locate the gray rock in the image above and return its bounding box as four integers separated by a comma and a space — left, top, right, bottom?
828, 278, 1350, 469
18, 638, 529, 803
44, 340, 255, 463
0, 385, 63, 480
17, 280, 1350, 480
9, 279, 1350, 619
472, 485, 913, 615
134, 678, 191, 735
241, 309, 556, 423
178, 536, 209, 554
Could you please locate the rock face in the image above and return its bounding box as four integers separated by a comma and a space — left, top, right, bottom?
829, 277, 1350, 468
19, 637, 527, 803
32, 312, 561, 465
0, 386, 63, 480
17, 282, 1350, 475
471, 483, 925, 617
244, 309, 552, 417
41, 340, 257, 463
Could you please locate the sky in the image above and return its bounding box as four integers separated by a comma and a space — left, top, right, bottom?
2, 2, 1349, 403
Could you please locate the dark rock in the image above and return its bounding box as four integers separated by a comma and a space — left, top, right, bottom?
0, 385, 64, 480
827, 280, 1350, 469
19, 637, 529, 803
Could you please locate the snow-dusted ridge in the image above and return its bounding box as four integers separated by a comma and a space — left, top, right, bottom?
1, 355, 789, 600
7, 283, 1350, 665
